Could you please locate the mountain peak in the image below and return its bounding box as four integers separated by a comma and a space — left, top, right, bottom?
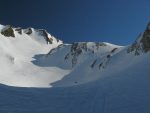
1, 25, 15, 37
146, 22, 150, 30
127, 22, 150, 55
0, 24, 63, 45
140, 22, 150, 52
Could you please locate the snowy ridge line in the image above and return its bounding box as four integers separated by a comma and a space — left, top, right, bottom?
0, 23, 150, 88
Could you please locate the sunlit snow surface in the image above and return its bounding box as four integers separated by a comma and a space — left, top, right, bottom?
0, 26, 67, 87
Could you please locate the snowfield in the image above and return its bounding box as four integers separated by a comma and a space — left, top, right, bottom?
0, 24, 150, 113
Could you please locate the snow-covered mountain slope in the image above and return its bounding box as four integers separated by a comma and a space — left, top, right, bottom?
0, 24, 67, 87
0, 23, 150, 113
33, 42, 123, 87
0, 24, 124, 87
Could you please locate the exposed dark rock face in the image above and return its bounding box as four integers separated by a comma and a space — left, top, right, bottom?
127, 22, 150, 55
91, 59, 97, 68
15, 27, 22, 34
47, 48, 56, 56
107, 54, 111, 58
36, 29, 53, 44
99, 55, 111, 70
70, 42, 106, 54
1, 26, 15, 37
49, 38, 53, 44
24, 28, 54, 44
127, 33, 144, 56
70, 43, 84, 54
95, 42, 107, 47
140, 22, 150, 52
64, 42, 108, 67
56, 38, 60, 42
65, 42, 88, 67
90, 53, 112, 69
0, 25, 62, 47
25, 28, 32, 35
64, 43, 85, 65
111, 48, 118, 53
47, 44, 64, 56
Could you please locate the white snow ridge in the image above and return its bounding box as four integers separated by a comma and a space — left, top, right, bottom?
0, 23, 150, 113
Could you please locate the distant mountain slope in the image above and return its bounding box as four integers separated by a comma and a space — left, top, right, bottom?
34, 42, 123, 87
0, 24, 65, 87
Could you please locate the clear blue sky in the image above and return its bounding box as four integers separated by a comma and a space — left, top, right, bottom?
0, 0, 150, 45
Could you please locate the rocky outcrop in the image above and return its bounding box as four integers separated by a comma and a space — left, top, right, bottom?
127, 22, 150, 55
15, 27, 22, 34
24, 28, 32, 35
140, 22, 150, 52
69, 42, 107, 55
1, 25, 15, 37
47, 44, 64, 55
36, 29, 53, 44
90, 59, 97, 68
64, 42, 109, 67
64, 42, 88, 67
111, 48, 118, 53
127, 39, 143, 55
24, 28, 56, 44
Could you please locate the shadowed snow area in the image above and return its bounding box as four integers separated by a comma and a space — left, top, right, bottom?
0, 24, 150, 113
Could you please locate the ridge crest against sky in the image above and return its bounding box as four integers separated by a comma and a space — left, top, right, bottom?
0, 0, 150, 45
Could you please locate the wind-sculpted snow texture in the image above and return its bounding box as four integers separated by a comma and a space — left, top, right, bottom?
0, 24, 150, 113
